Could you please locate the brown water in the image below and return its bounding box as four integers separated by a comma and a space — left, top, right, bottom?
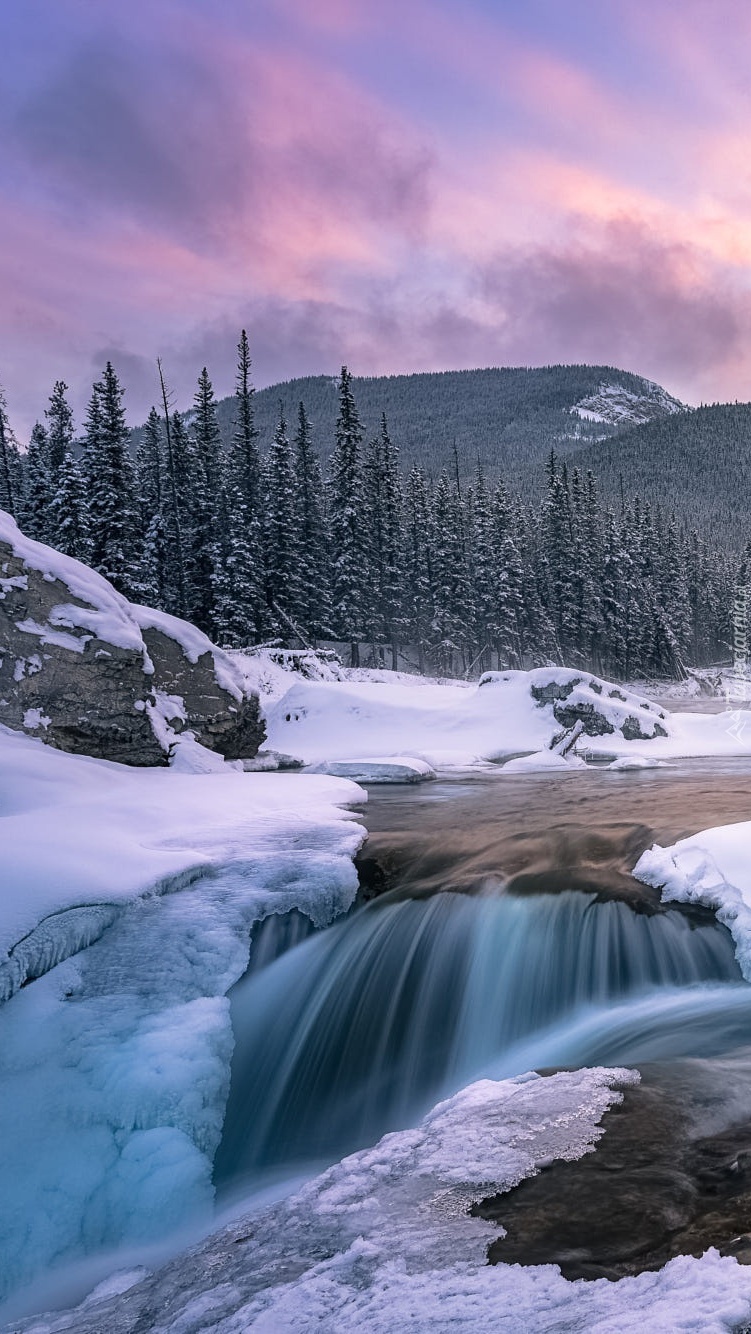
356, 756, 751, 1280
357, 759, 751, 910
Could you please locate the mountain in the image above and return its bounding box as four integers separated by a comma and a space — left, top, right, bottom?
567, 402, 751, 547
210, 364, 685, 481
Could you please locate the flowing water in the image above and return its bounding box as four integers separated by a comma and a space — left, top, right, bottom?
216, 759, 751, 1200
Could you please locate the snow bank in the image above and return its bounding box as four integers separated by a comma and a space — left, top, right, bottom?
306, 756, 437, 783
0, 726, 366, 1307
584, 707, 751, 760
0, 724, 364, 987
264, 668, 669, 768
635, 820, 751, 983
501, 749, 586, 773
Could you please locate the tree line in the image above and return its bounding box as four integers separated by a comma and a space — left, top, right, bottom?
0, 335, 736, 679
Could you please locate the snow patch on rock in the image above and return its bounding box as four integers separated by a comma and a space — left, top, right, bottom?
571, 379, 685, 426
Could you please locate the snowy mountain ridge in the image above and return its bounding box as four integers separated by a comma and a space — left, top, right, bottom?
571, 379, 686, 426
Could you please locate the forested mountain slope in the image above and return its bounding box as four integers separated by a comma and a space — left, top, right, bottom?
213, 365, 684, 479
568, 403, 751, 549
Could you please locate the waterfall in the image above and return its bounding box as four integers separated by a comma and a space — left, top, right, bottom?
215, 889, 743, 1189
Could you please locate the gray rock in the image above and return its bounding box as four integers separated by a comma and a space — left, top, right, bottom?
0, 527, 264, 766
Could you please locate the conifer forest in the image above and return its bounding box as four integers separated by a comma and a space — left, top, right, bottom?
0, 334, 736, 680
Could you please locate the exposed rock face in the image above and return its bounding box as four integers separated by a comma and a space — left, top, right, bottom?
0, 513, 264, 766
523, 671, 669, 741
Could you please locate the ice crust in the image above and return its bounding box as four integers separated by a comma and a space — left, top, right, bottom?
14, 1065, 751, 1334
0, 726, 365, 1305
7, 1068, 659, 1334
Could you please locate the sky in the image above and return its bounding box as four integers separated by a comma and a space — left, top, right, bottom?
4, 0, 751, 435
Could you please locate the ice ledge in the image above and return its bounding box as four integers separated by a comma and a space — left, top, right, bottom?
635, 841, 751, 982
0, 868, 205, 1005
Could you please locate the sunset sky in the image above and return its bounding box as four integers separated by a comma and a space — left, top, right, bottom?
4, 0, 751, 433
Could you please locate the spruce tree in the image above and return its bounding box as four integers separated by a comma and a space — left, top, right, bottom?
52, 448, 91, 561
403, 466, 434, 673
228, 331, 261, 511
135, 407, 163, 527
376, 415, 405, 670
294, 400, 332, 641
0, 386, 20, 517
471, 464, 498, 671
329, 367, 366, 664
19, 423, 53, 541
156, 360, 187, 617
600, 508, 628, 678
186, 368, 222, 631
85, 362, 139, 596
430, 471, 472, 675
45, 381, 74, 478
264, 405, 302, 638
215, 333, 266, 642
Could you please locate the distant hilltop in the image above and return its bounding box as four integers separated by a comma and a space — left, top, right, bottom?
208, 364, 688, 480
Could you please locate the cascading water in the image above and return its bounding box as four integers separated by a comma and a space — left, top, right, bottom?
215, 888, 746, 1191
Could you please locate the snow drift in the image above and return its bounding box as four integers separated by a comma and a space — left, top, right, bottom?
264, 667, 669, 768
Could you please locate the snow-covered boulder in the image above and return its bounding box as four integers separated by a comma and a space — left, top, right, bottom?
0, 512, 263, 765
265, 667, 670, 768
480, 668, 669, 743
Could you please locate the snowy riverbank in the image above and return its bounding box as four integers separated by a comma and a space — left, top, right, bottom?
0, 726, 365, 1311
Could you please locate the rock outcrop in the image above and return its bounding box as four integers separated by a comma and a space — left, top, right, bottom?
480, 668, 669, 742
0, 512, 264, 765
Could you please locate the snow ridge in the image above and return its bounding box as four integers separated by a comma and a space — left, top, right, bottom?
571, 379, 685, 426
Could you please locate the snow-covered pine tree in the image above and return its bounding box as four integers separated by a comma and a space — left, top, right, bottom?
568, 467, 602, 667
659, 516, 691, 673
543, 452, 577, 660
362, 431, 386, 657
19, 423, 53, 542
600, 507, 628, 678
294, 400, 332, 642
228, 331, 261, 513
376, 415, 405, 670
471, 464, 498, 672
45, 381, 74, 479
159, 405, 193, 616
136, 408, 163, 527
84, 362, 140, 597
264, 404, 303, 639
0, 386, 21, 517
516, 502, 560, 665
134, 407, 168, 606
329, 367, 367, 665
430, 471, 472, 675
155, 361, 188, 618
403, 466, 434, 673
52, 447, 91, 562
186, 368, 223, 632
214, 333, 266, 644
213, 475, 265, 647
495, 531, 526, 667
